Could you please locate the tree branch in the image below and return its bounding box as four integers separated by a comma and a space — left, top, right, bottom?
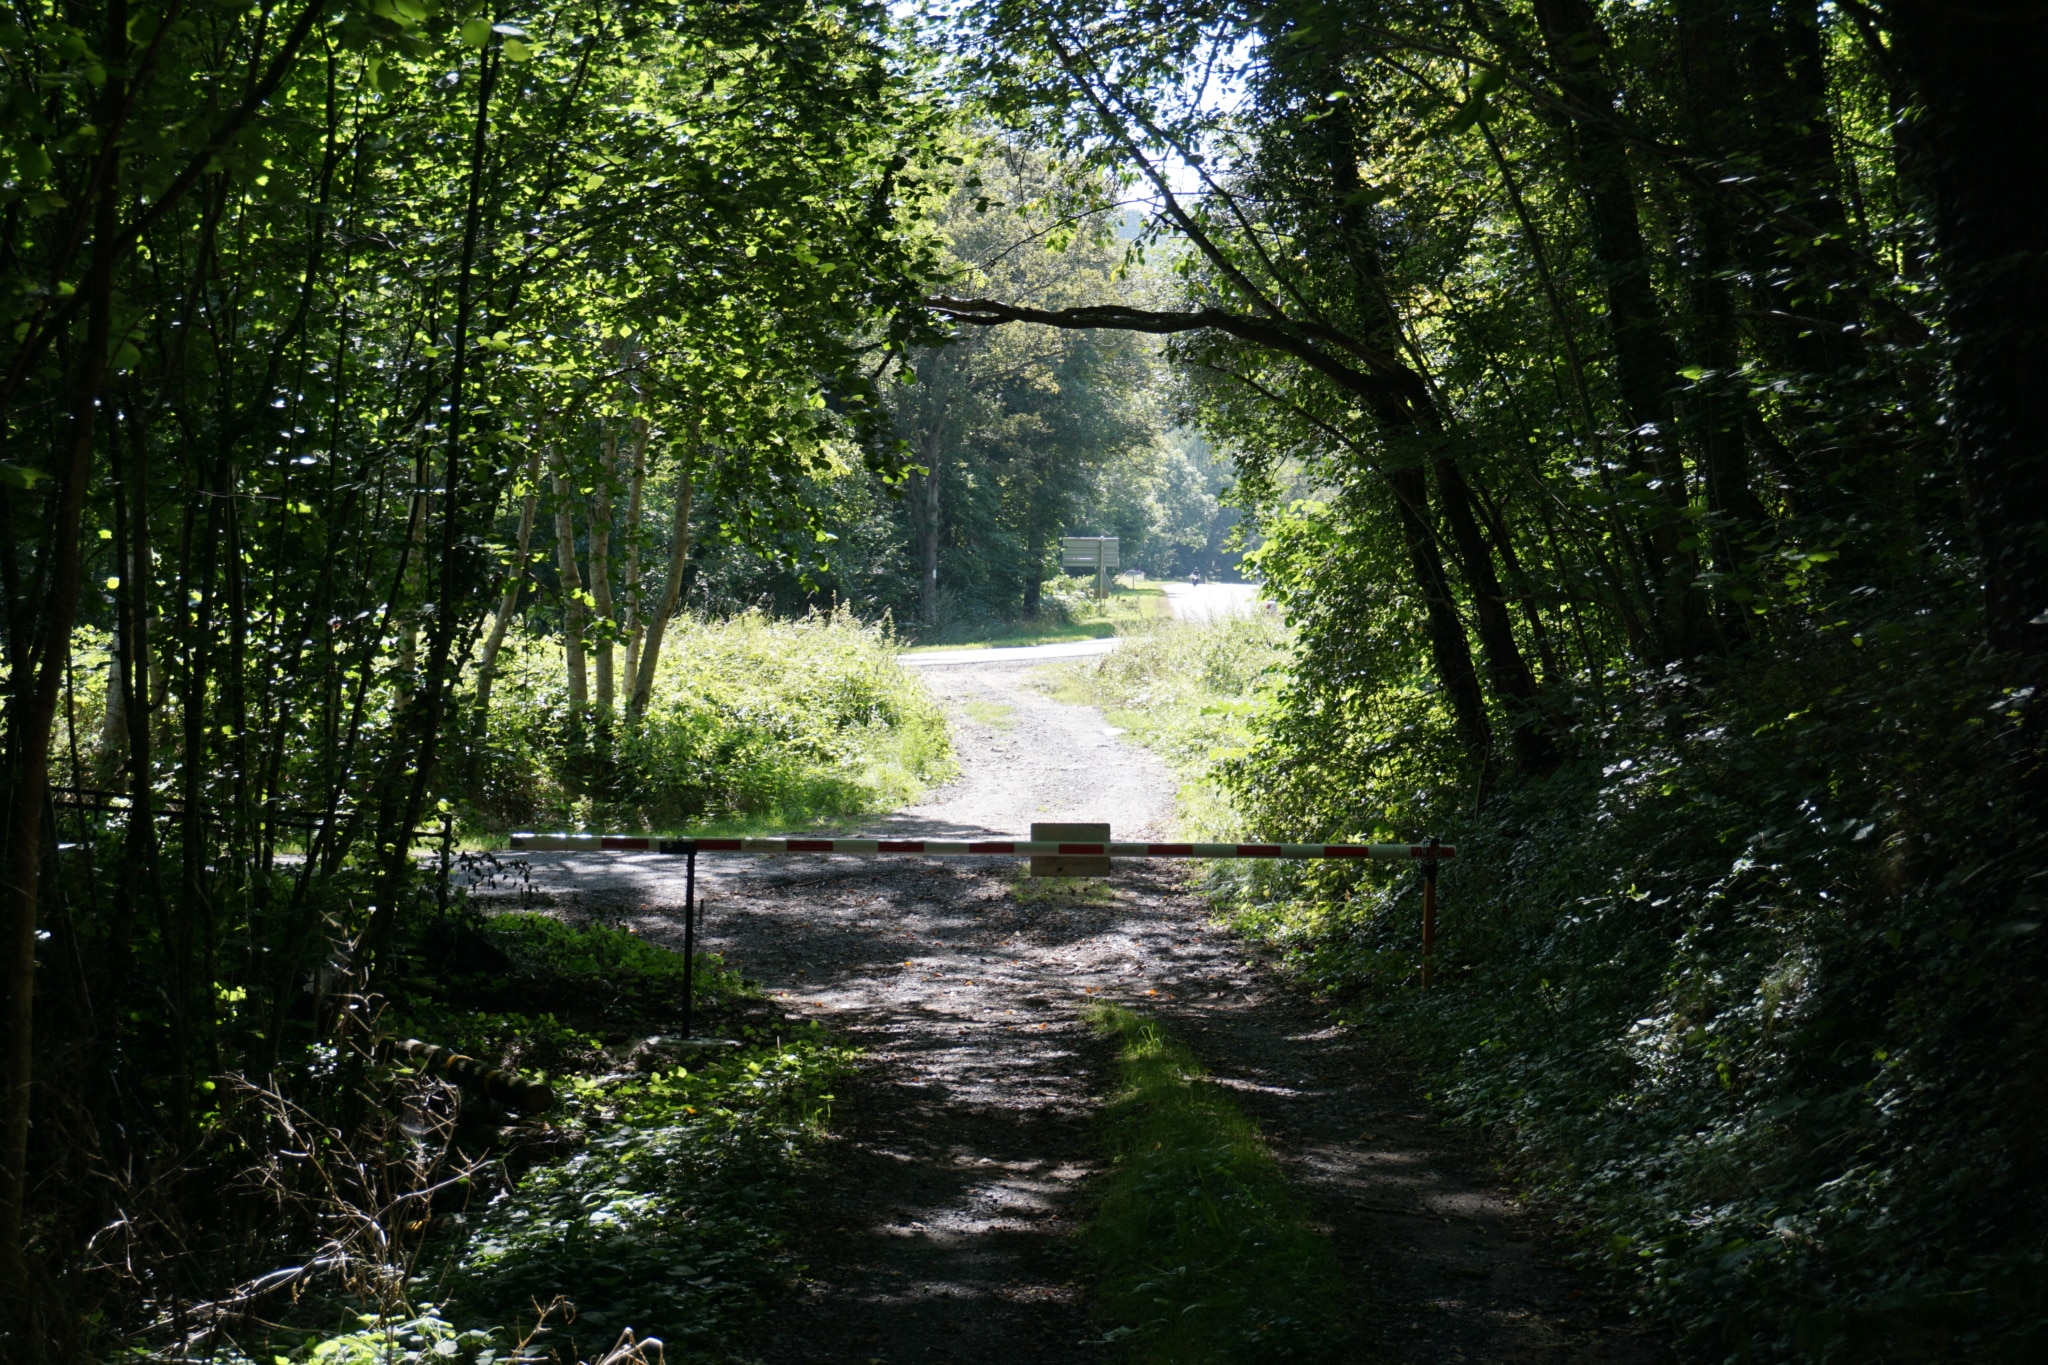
925, 295, 1424, 404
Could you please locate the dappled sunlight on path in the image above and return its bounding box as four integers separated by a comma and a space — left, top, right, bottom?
500, 655, 1667, 1363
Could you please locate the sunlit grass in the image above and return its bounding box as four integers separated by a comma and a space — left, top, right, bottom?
1083, 1004, 1347, 1362
902, 579, 1175, 651
465, 609, 954, 834
1048, 615, 1292, 841
962, 698, 1016, 728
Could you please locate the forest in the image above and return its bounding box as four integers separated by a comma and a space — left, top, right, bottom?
2, 0, 2044, 1360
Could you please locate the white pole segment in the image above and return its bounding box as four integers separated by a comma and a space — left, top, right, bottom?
508, 833, 1456, 860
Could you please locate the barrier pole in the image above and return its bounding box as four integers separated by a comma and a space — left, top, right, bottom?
511, 831, 1459, 1003
1420, 837, 1440, 989
509, 835, 1456, 863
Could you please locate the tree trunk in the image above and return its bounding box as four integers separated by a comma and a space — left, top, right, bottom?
925, 464, 937, 626
393, 478, 426, 704
620, 417, 649, 687
917, 455, 941, 629
627, 459, 692, 722
362, 45, 501, 977
1284, 63, 1520, 777
2, 145, 119, 1320
1023, 510, 1045, 617
1388, 465, 1495, 775
550, 445, 588, 715
1675, 0, 1767, 614
474, 443, 543, 720
590, 429, 617, 717
1433, 459, 1555, 774
1533, 0, 1700, 658
101, 619, 127, 762
1887, 0, 2048, 661
1746, 3, 1879, 530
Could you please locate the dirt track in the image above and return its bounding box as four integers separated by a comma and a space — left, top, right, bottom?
502, 657, 1669, 1363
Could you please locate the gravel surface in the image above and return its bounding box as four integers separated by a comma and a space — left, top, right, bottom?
497, 657, 1669, 1364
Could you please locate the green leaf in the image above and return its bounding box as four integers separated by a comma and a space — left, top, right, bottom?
1446, 95, 1490, 135
500, 36, 532, 61
460, 17, 490, 46
0, 462, 46, 490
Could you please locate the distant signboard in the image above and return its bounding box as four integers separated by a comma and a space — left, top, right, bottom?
1060, 536, 1120, 571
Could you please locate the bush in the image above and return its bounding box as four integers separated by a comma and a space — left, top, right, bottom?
464, 608, 952, 831
231, 913, 852, 1365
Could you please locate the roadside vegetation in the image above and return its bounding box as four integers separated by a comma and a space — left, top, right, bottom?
5, 0, 2043, 1353
1076, 613, 2048, 1360
1053, 616, 1292, 838
465, 610, 953, 835
905, 577, 1176, 651
196, 904, 850, 1364
1083, 1004, 1345, 1362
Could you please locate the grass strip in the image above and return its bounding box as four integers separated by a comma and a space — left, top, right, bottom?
1084, 1003, 1347, 1362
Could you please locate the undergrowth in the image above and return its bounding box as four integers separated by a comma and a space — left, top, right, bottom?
195, 907, 853, 1365
465, 608, 953, 832
1083, 1004, 1345, 1363
1083, 614, 2048, 1361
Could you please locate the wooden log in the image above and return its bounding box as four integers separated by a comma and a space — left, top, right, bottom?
380, 1037, 554, 1115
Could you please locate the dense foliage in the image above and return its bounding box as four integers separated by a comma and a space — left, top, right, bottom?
969, 1, 2048, 1355
7, 0, 2045, 1353
229, 911, 851, 1363
0, 0, 948, 1349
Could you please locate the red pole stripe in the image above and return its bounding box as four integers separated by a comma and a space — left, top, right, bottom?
510, 834, 1455, 859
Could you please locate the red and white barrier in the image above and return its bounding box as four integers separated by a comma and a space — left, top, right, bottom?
508, 833, 1454, 861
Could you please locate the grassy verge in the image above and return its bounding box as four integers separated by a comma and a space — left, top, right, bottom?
462, 608, 953, 835
1084, 1004, 1345, 1362
1049, 615, 1291, 840
903, 579, 1175, 651
1070, 598, 2048, 1356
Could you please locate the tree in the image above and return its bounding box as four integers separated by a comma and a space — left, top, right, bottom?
893, 146, 1164, 627
0, 0, 949, 1338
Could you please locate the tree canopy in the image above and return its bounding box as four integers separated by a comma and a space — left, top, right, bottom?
5, 0, 2047, 1355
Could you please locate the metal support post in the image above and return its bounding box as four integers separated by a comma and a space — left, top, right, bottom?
680, 842, 697, 1037
1420, 836, 1440, 989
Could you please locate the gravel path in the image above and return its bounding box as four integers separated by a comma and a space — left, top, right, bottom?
502, 658, 1668, 1364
